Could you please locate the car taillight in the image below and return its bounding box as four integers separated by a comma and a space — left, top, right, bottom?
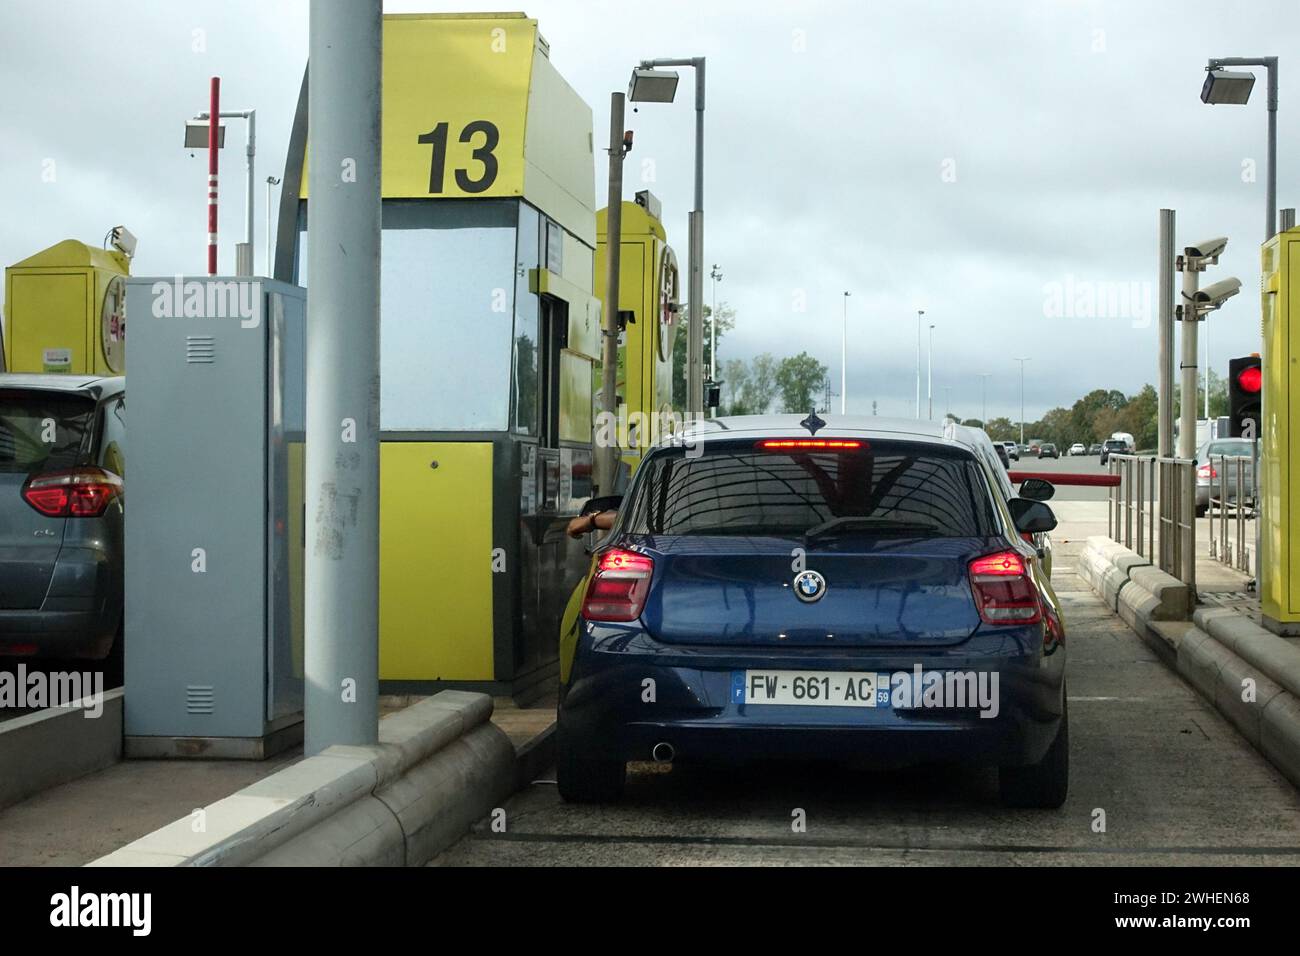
581, 548, 654, 622
21, 467, 123, 518
1197, 464, 1216, 480
969, 549, 1042, 625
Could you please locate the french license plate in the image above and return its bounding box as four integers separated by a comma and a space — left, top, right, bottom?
734, 670, 891, 708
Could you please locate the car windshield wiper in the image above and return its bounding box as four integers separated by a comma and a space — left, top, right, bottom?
803, 516, 941, 542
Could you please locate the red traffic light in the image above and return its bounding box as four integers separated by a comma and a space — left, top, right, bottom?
1237, 365, 1262, 394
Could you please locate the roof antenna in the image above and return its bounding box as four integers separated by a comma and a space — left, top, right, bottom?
799, 410, 826, 435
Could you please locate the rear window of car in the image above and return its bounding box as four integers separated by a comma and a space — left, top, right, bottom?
0, 390, 96, 474
1202, 441, 1252, 457
1104, 440, 1126, 449
623, 439, 998, 538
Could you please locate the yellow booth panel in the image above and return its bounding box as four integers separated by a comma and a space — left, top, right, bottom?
9, 273, 88, 373
380, 441, 494, 680
559, 349, 592, 444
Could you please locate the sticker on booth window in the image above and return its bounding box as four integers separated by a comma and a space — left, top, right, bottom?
42, 348, 72, 373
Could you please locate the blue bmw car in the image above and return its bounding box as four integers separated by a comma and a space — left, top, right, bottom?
557, 415, 1068, 808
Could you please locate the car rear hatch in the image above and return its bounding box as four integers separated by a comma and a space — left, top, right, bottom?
622, 436, 1006, 649
0, 388, 96, 610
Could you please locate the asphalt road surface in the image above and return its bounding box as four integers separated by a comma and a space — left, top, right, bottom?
434, 511, 1300, 866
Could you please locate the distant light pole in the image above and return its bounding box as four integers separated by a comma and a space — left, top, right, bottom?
265, 176, 280, 276
188, 104, 257, 274
944, 386, 952, 419
710, 264, 723, 383
979, 372, 992, 424
927, 323, 936, 420
915, 310, 925, 418
841, 291, 851, 414
1014, 357, 1031, 447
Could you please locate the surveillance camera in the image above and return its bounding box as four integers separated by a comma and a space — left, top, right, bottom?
1186, 237, 1228, 261
1192, 276, 1242, 311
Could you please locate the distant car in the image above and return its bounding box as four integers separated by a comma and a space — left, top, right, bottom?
0, 375, 125, 667
1194, 438, 1256, 517
1039, 443, 1059, 459
557, 415, 1069, 808
1088, 443, 1102, 455
1099, 438, 1127, 465
1068, 443, 1086, 456
1002, 440, 1019, 461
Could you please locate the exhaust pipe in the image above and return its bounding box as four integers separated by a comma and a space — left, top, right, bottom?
651, 742, 675, 763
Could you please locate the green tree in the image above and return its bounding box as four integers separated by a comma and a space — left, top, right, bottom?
983, 416, 1017, 442
745, 353, 778, 414
775, 352, 829, 413
671, 302, 735, 409
721, 357, 751, 415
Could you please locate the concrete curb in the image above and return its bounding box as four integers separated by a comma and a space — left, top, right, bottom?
0, 688, 123, 811
1079, 535, 1300, 789
87, 690, 515, 867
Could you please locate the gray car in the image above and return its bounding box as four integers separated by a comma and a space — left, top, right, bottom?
0, 374, 125, 665
1195, 438, 1255, 517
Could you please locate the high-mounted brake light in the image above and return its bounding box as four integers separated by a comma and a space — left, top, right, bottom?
581, 548, 654, 622
22, 467, 123, 518
969, 549, 1041, 625
756, 439, 864, 451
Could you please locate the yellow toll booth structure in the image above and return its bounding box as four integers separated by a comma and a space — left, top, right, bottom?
275, 12, 676, 699
1260, 227, 1300, 633
595, 193, 681, 470
2, 239, 129, 374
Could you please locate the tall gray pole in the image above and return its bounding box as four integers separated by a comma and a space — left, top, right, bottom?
1267, 59, 1278, 240
598, 93, 626, 495
1014, 357, 1030, 447
927, 324, 935, 420
304, 0, 382, 755
1178, 264, 1200, 459
840, 291, 850, 415
1158, 210, 1175, 457
979, 372, 991, 424
688, 59, 706, 418
915, 310, 924, 418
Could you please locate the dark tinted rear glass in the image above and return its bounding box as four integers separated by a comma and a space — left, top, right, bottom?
0, 390, 95, 474
624, 439, 996, 537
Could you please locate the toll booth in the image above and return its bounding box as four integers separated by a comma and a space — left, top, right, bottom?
2, 238, 129, 374
122, 277, 305, 757
1260, 227, 1300, 633
274, 12, 606, 699
595, 192, 681, 468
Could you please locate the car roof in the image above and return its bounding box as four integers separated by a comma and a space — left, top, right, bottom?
663, 414, 988, 452
0, 373, 124, 400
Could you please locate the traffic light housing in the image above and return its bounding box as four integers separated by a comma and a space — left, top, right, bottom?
1228, 354, 1262, 438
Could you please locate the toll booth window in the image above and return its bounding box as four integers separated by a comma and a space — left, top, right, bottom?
512, 203, 541, 436
297, 200, 518, 431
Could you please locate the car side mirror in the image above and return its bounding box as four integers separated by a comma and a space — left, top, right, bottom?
1009, 498, 1057, 534
1018, 477, 1055, 501
579, 494, 622, 517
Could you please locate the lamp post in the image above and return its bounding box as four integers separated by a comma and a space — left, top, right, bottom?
841, 291, 851, 415
265, 176, 280, 276
189, 106, 256, 274
915, 310, 925, 418
927, 323, 936, 420
630, 57, 705, 417
1014, 357, 1031, 448
1201, 57, 1278, 241
710, 263, 723, 382
979, 372, 992, 424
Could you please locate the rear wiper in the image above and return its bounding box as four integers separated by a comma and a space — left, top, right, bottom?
803, 517, 941, 542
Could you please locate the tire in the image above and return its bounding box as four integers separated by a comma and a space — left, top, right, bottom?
999, 698, 1069, 809
556, 722, 626, 803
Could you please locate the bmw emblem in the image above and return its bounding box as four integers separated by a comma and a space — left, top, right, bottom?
792, 569, 827, 603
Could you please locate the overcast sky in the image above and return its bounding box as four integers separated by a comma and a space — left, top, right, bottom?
2, 0, 1296, 421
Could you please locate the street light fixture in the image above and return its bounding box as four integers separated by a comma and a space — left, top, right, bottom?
841, 291, 851, 415
630, 56, 706, 417
1200, 56, 1278, 239
1014, 357, 1031, 448
915, 310, 925, 418
927, 323, 936, 420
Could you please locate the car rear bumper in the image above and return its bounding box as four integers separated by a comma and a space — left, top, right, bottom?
0, 609, 117, 658
561, 626, 1066, 768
